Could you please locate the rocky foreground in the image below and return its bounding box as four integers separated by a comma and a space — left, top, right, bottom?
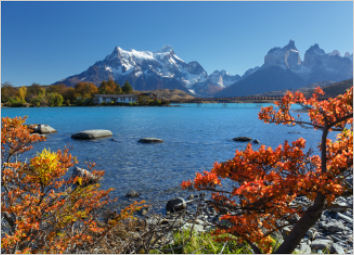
74, 166, 353, 254
139, 179, 353, 254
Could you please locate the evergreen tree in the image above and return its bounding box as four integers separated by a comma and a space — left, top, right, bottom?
98, 81, 107, 94
122, 81, 133, 94
115, 82, 122, 94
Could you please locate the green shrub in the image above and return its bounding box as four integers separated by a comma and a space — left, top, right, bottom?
54, 94, 64, 106
83, 98, 93, 106
100, 101, 107, 106
76, 97, 83, 106
128, 102, 133, 106
152, 229, 254, 254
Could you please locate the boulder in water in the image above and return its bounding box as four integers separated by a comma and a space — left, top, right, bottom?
125, 190, 140, 198
28, 124, 57, 134
233, 137, 252, 142
71, 130, 113, 139
138, 138, 164, 143
72, 167, 100, 185
166, 197, 186, 213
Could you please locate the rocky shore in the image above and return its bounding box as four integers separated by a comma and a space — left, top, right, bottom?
139, 184, 353, 254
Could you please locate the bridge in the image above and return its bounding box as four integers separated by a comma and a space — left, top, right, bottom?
170, 95, 328, 104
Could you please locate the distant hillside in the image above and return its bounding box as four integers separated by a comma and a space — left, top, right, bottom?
251, 79, 352, 98
306, 78, 353, 98
214, 65, 307, 97
139, 89, 195, 100
251, 80, 335, 97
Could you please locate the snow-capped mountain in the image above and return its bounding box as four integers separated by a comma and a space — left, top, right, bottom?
54, 45, 221, 96
54, 41, 352, 97
209, 70, 241, 88
215, 40, 353, 97
344, 52, 353, 62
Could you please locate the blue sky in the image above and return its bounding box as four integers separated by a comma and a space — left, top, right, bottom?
1, 1, 353, 87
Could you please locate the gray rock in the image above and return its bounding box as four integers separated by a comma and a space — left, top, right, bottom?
140, 208, 149, 216
166, 197, 186, 213
28, 124, 57, 134
252, 139, 260, 144
311, 239, 334, 251
138, 138, 164, 143
71, 130, 113, 139
125, 190, 140, 198
295, 243, 311, 254
187, 195, 194, 200
233, 136, 252, 142
72, 167, 99, 184
330, 234, 344, 243
337, 212, 353, 224
331, 243, 345, 254
314, 236, 333, 242
288, 131, 301, 134
330, 197, 349, 212
320, 219, 346, 232
270, 231, 284, 244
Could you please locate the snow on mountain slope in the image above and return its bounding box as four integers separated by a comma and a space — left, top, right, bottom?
58, 45, 214, 95
209, 70, 241, 88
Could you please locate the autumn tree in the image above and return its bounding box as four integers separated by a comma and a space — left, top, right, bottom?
26, 83, 43, 101
106, 79, 117, 94
62, 87, 76, 104
18, 86, 27, 103
47, 84, 67, 95
182, 87, 353, 254
1, 117, 145, 253
1, 82, 17, 103
74, 82, 98, 99
98, 79, 121, 94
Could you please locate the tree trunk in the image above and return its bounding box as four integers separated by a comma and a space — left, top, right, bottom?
273, 193, 324, 254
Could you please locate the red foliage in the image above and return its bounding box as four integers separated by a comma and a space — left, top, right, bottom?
1, 116, 145, 253
182, 87, 353, 253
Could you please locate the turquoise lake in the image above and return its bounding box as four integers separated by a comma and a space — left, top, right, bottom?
1, 104, 336, 212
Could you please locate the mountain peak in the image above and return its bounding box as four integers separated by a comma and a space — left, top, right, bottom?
282, 39, 297, 51
159, 45, 173, 53
306, 44, 325, 55
328, 50, 341, 57
113, 46, 123, 52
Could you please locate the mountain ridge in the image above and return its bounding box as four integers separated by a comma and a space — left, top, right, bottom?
54, 41, 353, 97
215, 40, 353, 97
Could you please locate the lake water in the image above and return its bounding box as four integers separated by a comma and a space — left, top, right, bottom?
1, 104, 336, 212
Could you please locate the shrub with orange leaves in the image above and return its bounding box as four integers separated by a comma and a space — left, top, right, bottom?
1, 116, 145, 254
182, 87, 353, 254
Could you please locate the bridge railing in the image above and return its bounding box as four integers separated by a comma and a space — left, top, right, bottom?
172, 95, 328, 103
